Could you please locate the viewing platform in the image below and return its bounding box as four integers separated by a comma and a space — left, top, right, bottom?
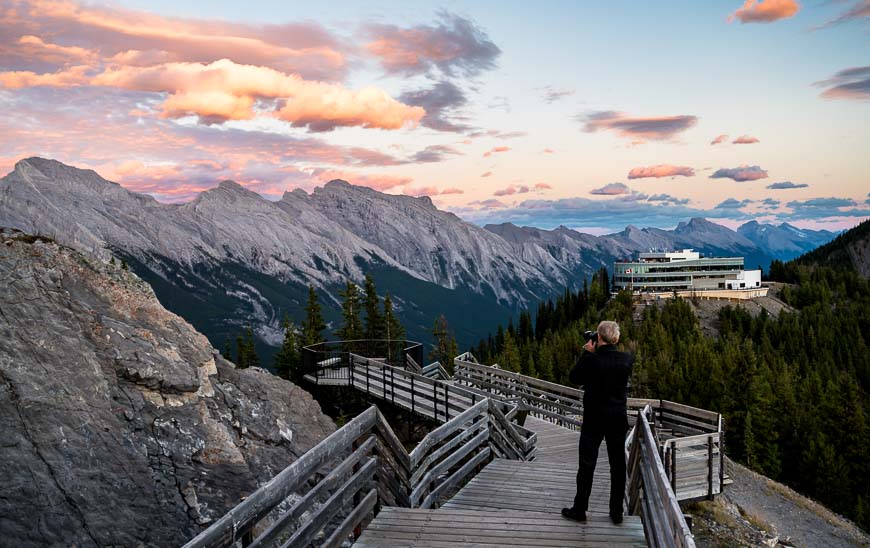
185, 340, 724, 548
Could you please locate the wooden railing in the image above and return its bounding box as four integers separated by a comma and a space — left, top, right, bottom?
627, 405, 696, 548
183, 393, 534, 547
455, 354, 727, 501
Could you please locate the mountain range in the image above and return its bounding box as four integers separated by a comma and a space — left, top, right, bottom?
0, 158, 837, 356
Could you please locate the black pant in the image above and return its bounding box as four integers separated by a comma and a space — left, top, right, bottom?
573, 415, 627, 515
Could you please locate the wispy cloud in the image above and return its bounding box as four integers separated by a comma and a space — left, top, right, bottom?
408, 144, 461, 163
483, 146, 510, 157
580, 111, 697, 142
710, 165, 768, 182
364, 12, 500, 77
728, 0, 800, 24
710, 134, 728, 145
628, 165, 695, 179
812, 1, 870, 30
494, 184, 531, 196
767, 181, 808, 189
732, 135, 760, 144
590, 182, 632, 196
816, 66, 870, 101
539, 85, 575, 104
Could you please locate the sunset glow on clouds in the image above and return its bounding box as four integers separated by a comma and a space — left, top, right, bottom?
0, 0, 867, 232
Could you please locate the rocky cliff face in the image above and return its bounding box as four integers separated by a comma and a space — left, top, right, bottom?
0, 228, 335, 547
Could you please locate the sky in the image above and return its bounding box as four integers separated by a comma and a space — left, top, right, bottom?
1, 0, 868, 234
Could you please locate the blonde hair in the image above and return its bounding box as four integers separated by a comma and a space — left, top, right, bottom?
597, 321, 620, 344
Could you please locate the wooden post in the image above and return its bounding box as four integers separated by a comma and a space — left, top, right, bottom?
410, 375, 415, 414
707, 435, 714, 500
433, 383, 438, 421
670, 441, 677, 494
382, 364, 387, 400
444, 385, 449, 421
390, 367, 395, 405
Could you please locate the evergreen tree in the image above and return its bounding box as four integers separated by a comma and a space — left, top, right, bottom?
363, 274, 384, 340
222, 336, 232, 360
235, 334, 247, 368
273, 315, 301, 382
383, 293, 405, 341
243, 326, 259, 368
121, 259, 128, 271
432, 314, 458, 373
303, 285, 326, 346
336, 280, 363, 342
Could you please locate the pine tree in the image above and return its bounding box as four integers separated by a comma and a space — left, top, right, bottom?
303, 285, 326, 346
110, 256, 116, 266
243, 326, 259, 368
363, 274, 384, 340
383, 294, 405, 341
273, 315, 301, 382
336, 280, 363, 342
121, 259, 129, 271
222, 336, 232, 360
235, 334, 247, 368
432, 314, 458, 374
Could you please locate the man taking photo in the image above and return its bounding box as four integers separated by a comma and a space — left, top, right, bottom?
561, 320, 632, 525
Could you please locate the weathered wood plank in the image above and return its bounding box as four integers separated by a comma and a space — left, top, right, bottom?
182, 407, 377, 548
322, 488, 378, 548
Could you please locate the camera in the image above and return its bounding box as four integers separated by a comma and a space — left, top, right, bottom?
583, 330, 598, 344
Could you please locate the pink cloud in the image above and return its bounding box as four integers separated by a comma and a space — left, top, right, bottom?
816, 66, 870, 101
3, 0, 346, 80
710, 134, 728, 145
733, 135, 760, 144
711, 165, 769, 182
403, 186, 465, 196
493, 184, 531, 197
627, 165, 695, 179
13, 35, 97, 64
482, 146, 510, 157
481, 171, 492, 178
533, 182, 552, 191
581, 111, 697, 142
541, 148, 555, 154
729, 0, 800, 24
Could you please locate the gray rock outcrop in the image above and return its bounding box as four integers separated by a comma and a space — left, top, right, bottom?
0, 229, 335, 546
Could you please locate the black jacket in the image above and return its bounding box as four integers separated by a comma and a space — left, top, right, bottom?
569, 344, 633, 421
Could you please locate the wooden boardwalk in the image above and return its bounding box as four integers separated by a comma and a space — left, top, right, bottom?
356, 416, 646, 547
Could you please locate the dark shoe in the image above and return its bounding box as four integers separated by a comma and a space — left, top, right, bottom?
610, 512, 623, 525
561, 507, 586, 522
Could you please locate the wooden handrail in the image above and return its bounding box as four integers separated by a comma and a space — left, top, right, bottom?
628, 405, 696, 548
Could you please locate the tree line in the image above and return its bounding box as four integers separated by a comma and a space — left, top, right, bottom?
224, 273, 459, 382
473, 264, 869, 530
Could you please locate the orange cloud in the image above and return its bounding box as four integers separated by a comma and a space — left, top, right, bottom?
710, 134, 728, 145
627, 165, 695, 179
729, 0, 800, 24
533, 182, 552, 190
0, 65, 91, 88
7, 0, 346, 80
6, 58, 425, 130
482, 146, 510, 157
542, 148, 555, 154
733, 135, 760, 144
481, 171, 492, 177
14, 35, 96, 64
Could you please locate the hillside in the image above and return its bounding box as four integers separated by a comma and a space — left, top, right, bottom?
0, 228, 334, 546
792, 218, 870, 276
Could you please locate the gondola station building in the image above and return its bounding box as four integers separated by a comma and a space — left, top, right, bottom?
612, 249, 766, 300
